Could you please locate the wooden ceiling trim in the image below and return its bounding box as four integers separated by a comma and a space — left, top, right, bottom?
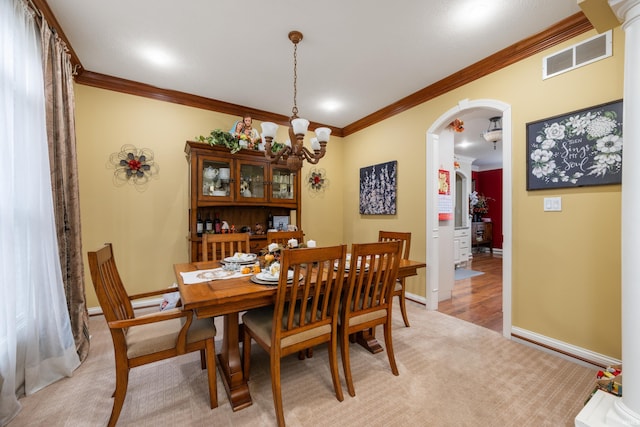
341, 12, 593, 136
74, 70, 343, 137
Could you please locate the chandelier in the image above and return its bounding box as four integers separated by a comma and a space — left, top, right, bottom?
482, 116, 502, 150
260, 31, 331, 171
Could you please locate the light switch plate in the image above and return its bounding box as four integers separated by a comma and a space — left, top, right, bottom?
544, 197, 562, 211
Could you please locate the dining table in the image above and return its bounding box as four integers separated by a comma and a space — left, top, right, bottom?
173, 256, 426, 411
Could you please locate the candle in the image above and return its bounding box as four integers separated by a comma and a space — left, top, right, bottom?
307, 240, 316, 248
288, 238, 298, 248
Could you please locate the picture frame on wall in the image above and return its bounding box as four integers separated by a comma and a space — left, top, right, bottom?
526, 99, 623, 190
359, 160, 397, 215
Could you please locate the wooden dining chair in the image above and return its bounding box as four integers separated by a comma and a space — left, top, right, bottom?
201, 232, 251, 261
266, 230, 304, 247
88, 243, 217, 427
378, 230, 412, 327
267, 229, 314, 359
340, 240, 402, 397
242, 245, 347, 427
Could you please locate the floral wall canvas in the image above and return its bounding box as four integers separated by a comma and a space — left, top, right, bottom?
359, 160, 397, 215
526, 99, 623, 190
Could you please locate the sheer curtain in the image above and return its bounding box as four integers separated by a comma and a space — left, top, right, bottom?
0, 0, 80, 424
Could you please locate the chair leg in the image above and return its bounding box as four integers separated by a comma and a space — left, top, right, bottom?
200, 349, 206, 369
328, 335, 344, 402
108, 360, 129, 427
270, 353, 285, 427
296, 346, 314, 360
340, 328, 356, 397
205, 338, 218, 409
397, 280, 410, 327
383, 322, 399, 376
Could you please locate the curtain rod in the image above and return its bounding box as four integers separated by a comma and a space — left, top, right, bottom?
25, 0, 42, 18
24, 0, 84, 74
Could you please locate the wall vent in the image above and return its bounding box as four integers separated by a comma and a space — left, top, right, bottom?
542, 30, 612, 79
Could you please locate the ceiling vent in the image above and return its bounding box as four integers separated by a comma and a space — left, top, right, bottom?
543, 30, 612, 79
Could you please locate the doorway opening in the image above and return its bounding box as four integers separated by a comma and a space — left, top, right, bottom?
425, 99, 512, 338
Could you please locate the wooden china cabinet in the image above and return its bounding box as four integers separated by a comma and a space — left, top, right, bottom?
185, 141, 302, 261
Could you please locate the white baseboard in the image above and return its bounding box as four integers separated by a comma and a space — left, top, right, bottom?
405, 291, 427, 305
511, 326, 620, 369
88, 297, 164, 316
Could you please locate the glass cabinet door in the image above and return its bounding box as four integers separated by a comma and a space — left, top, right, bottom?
200, 158, 232, 201
271, 167, 295, 201
237, 161, 267, 202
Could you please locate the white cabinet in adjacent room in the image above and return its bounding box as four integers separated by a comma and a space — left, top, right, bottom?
454, 227, 471, 267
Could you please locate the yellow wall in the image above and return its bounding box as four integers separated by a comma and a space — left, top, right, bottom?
343, 27, 624, 358
75, 87, 344, 308
76, 27, 623, 359
341, 111, 428, 299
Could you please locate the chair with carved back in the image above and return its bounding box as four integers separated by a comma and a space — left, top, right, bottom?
88, 243, 217, 427
242, 245, 347, 426
266, 230, 304, 247
201, 232, 251, 261
339, 240, 402, 397
378, 231, 412, 327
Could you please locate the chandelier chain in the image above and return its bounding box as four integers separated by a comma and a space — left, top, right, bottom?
292, 41, 298, 117
261, 30, 330, 172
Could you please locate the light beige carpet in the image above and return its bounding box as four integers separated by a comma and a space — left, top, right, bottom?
9, 302, 597, 427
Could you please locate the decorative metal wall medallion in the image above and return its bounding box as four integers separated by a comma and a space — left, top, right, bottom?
109, 144, 159, 190
306, 168, 328, 196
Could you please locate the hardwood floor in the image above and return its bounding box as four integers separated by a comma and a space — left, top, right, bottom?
438, 252, 503, 333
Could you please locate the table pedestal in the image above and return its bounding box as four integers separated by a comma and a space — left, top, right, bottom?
217, 313, 252, 411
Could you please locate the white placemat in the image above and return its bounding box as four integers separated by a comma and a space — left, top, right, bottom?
180, 268, 253, 285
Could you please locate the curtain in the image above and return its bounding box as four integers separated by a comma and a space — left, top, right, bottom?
40, 9, 90, 363
0, 0, 81, 424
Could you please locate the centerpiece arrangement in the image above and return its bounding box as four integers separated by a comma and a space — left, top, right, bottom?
259, 240, 307, 271
196, 128, 285, 155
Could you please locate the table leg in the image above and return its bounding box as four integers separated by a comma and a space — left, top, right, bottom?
217, 312, 252, 411
355, 327, 383, 354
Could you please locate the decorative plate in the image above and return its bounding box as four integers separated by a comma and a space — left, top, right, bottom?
255, 270, 294, 282
335, 260, 369, 272
251, 271, 300, 285
223, 253, 257, 263
196, 270, 234, 280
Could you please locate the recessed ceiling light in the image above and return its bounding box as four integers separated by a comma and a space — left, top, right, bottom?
319, 99, 341, 112
451, 1, 499, 28
140, 46, 174, 67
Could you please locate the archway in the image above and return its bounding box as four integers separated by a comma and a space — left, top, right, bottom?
425, 98, 512, 337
